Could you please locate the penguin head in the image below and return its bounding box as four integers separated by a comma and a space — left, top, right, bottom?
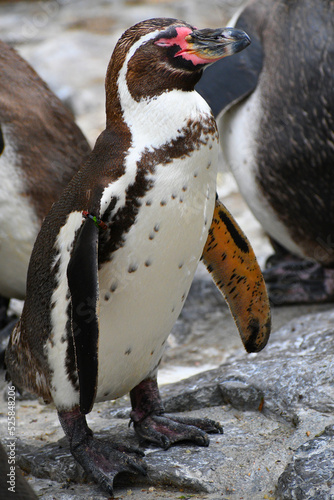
105, 18, 251, 117
154, 22, 251, 71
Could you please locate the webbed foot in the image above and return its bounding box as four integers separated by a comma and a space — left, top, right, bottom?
58, 407, 147, 495
264, 254, 334, 305
130, 378, 223, 449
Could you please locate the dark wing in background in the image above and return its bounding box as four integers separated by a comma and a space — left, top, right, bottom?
195, 13, 263, 117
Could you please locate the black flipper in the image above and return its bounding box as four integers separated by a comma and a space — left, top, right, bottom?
0, 125, 4, 155
195, 12, 263, 117
67, 217, 99, 415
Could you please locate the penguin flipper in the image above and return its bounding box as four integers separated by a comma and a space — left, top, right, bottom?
202, 198, 271, 352
0, 125, 4, 155
195, 12, 263, 118
67, 216, 99, 414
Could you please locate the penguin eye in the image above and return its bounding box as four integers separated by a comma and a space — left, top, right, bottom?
155, 39, 172, 48
154, 26, 194, 49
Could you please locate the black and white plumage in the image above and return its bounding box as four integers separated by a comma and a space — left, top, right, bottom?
0, 40, 90, 319
196, 0, 334, 304
5, 18, 269, 495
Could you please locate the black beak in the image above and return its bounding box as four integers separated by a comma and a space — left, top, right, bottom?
187, 27, 251, 61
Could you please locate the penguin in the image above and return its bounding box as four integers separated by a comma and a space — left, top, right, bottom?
0, 40, 90, 325
195, 0, 334, 305
5, 18, 271, 495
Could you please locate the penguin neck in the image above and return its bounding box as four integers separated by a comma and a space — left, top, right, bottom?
100, 38, 214, 224
105, 31, 203, 131
105, 69, 210, 146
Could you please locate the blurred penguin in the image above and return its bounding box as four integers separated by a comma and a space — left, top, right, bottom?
196, 0, 334, 304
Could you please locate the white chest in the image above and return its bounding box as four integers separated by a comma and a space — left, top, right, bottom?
96, 133, 219, 401
47, 88, 219, 409
219, 90, 304, 258
0, 129, 39, 298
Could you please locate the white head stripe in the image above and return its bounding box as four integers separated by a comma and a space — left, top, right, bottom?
117, 29, 163, 105
122, 29, 162, 70
100, 24, 213, 218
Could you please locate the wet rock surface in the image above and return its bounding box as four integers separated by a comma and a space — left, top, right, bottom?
0, 1, 333, 499
276, 425, 334, 500
1, 305, 334, 499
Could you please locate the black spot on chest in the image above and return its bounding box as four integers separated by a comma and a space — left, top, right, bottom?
98, 117, 217, 266
98, 168, 153, 265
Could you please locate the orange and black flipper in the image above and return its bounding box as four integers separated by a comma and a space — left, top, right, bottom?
203, 198, 271, 352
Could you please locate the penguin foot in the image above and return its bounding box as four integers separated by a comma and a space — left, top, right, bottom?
131, 412, 223, 449
263, 258, 334, 305
130, 377, 223, 449
58, 407, 147, 495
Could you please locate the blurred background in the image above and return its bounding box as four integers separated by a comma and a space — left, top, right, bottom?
0, 0, 330, 384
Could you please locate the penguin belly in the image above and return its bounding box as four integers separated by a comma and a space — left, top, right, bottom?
96, 142, 219, 402
219, 89, 305, 259
0, 135, 39, 299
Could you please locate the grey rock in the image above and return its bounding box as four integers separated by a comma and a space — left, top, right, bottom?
277, 425, 334, 500
16, 425, 221, 493
1, 1, 334, 499
218, 379, 264, 411
11, 309, 334, 500
160, 310, 334, 426
17, 438, 86, 484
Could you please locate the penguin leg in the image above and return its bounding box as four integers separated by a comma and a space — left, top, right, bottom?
263, 258, 334, 305
130, 377, 223, 449
58, 406, 147, 495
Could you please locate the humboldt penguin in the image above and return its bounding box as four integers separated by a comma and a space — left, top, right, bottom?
0, 40, 90, 326
6, 18, 270, 495
196, 0, 334, 304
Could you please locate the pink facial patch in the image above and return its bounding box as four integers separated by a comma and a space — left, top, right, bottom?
155, 26, 221, 66
175, 49, 222, 65
155, 26, 193, 49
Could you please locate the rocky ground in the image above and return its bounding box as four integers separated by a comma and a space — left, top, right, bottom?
0, 1, 334, 499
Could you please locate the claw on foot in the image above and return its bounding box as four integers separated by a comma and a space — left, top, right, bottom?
132, 412, 223, 449
58, 407, 147, 495
130, 378, 223, 449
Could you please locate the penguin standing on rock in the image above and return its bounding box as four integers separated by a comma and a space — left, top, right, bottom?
0, 40, 90, 326
6, 18, 270, 495
196, 0, 334, 304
